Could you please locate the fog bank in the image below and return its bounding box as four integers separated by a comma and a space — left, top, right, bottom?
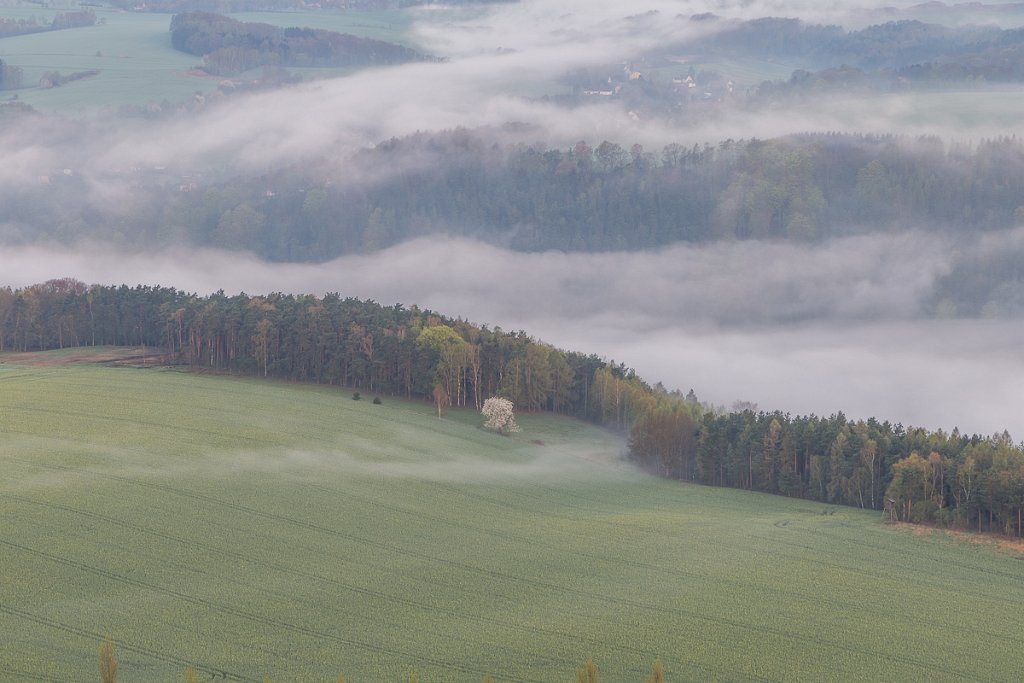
5, 0, 1024, 207
1, 232, 1021, 437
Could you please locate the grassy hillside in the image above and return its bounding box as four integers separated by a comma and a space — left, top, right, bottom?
1, 354, 1023, 681
0, 7, 421, 112
0, 10, 213, 113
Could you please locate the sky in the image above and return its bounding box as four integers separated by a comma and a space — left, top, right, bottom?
1, 0, 1023, 437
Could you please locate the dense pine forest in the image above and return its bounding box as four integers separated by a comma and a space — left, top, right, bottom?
13, 129, 1024, 277
3, 279, 1022, 538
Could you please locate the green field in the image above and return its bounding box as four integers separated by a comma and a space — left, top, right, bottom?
0, 10, 214, 112
231, 9, 418, 47
1, 356, 1023, 682
0, 6, 425, 112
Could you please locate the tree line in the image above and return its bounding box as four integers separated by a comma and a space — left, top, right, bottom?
750, 58, 1024, 104
0, 10, 95, 40
169, 11, 432, 76
689, 17, 1017, 72
38, 129, 1021, 263
0, 279, 619, 419
0, 58, 23, 91
630, 401, 1024, 536
10, 126, 1024, 308
3, 279, 1023, 538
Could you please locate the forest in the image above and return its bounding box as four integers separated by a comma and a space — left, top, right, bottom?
0, 10, 96, 39
0, 58, 22, 91
6, 128, 1017, 318
3, 279, 1022, 539
10, 129, 1024, 262
689, 17, 1024, 74
169, 11, 431, 76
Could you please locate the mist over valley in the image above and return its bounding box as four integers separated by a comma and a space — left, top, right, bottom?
3, 2, 1024, 680
3, 232, 1021, 437
3, 0, 1024, 433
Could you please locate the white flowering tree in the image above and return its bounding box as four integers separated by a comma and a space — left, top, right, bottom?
481, 396, 520, 435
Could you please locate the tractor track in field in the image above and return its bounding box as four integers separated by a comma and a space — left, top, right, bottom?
1, 492, 674, 673
0, 537, 548, 683
383, 480, 1024, 668
303, 479, 877, 616
0, 498, 573, 677
0, 602, 257, 682
0, 666, 66, 682
749, 531, 1024, 646
3, 463, 576, 681
5, 403, 269, 445
446, 478, 1024, 617
787, 522, 1024, 584
6, 458, 989, 682
7, 461, 767, 682
758, 530, 1024, 604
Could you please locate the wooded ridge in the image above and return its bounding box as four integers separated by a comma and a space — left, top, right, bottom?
3, 279, 1022, 537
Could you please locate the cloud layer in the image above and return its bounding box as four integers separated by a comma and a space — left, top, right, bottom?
2, 0, 1024, 438
0, 231, 955, 325
6, 0, 1024, 199
1, 231, 1021, 437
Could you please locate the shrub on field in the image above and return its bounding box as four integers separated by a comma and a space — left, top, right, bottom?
482, 396, 520, 434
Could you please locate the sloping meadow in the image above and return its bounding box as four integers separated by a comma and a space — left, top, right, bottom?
1, 360, 1022, 681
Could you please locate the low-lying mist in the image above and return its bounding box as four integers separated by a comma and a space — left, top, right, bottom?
3, 0, 1024, 439
2, 231, 1021, 438
4, 0, 1024, 213
0, 424, 633, 493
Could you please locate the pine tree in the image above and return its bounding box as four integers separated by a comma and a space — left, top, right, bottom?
575, 657, 597, 683
99, 638, 117, 683
644, 656, 665, 683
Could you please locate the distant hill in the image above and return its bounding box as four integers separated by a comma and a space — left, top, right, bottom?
4, 279, 1024, 537
170, 11, 433, 75
108, 130, 1024, 258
